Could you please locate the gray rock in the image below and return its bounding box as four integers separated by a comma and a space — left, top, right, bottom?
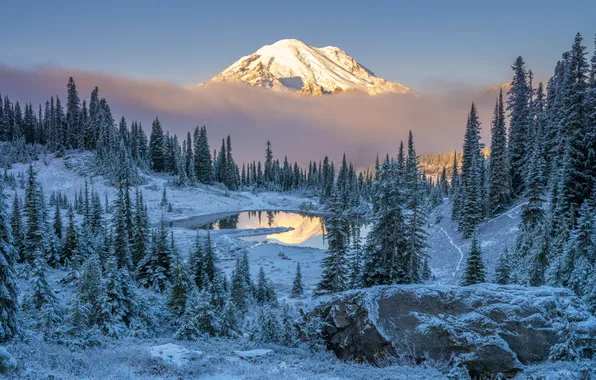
0, 347, 17, 375
306, 284, 596, 378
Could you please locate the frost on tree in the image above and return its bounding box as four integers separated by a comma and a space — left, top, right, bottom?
0, 178, 18, 341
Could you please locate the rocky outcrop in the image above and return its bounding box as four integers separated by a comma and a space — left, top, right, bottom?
0, 348, 16, 375
306, 284, 596, 378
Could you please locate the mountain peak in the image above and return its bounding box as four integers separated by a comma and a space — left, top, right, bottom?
205, 39, 412, 96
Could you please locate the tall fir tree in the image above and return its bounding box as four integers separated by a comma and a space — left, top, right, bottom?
137, 219, 171, 292
458, 104, 484, 237
450, 151, 462, 221
168, 235, 191, 319
290, 263, 304, 298
202, 231, 217, 285
488, 89, 511, 215
507, 56, 532, 197
65, 77, 81, 149
23, 164, 46, 264
100, 257, 136, 337
403, 131, 429, 283
230, 259, 250, 314
10, 194, 24, 261
461, 235, 486, 286
61, 206, 79, 266
0, 179, 18, 341
188, 232, 205, 289
149, 117, 165, 172
362, 156, 406, 286
317, 192, 349, 293
556, 33, 593, 226
494, 248, 511, 285
131, 189, 149, 267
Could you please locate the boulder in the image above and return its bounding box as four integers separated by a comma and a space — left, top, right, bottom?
149, 343, 202, 367
234, 349, 274, 360
306, 284, 596, 378
0, 347, 17, 375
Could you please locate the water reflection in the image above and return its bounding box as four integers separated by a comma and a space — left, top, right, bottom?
187, 210, 369, 250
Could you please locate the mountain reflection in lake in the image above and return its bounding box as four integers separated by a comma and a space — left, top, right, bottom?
182, 211, 369, 250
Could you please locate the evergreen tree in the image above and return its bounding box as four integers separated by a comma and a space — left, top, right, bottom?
225, 135, 238, 190
251, 306, 280, 343
174, 290, 202, 340
528, 224, 550, 287
557, 34, 593, 222
563, 200, 595, 294
113, 185, 132, 270
336, 153, 350, 209
290, 263, 304, 298
100, 257, 136, 337
458, 104, 484, 237
494, 248, 511, 285
0, 179, 18, 341
184, 132, 195, 183
513, 138, 549, 286
30, 253, 56, 310
188, 232, 205, 289
348, 226, 363, 289
10, 194, 24, 261
160, 187, 167, 208
255, 266, 277, 306
23, 164, 46, 264
488, 89, 511, 215
65, 77, 81, 149
507, 56, 532, 197
76, 253, 104, 328
239, 251, 253, 294
317, 193, 349, 293
131, 189, 149, 267
461, 235, 486, 286
280, 303, 298, 346
209, 270, 226, 310
168, 238, 191, 319
264, 141, 274, 185
149, 117, 165, 172
451, 151, 462, 221
362, 156, 406, 286
202, 230, 217, 284
403, 131, 429, 283
219, 301, 240, 338
192, 290, 219, 336
90, 191, 103, 234
230, 264, 249, 314
137, 219, 171, 292
52, 200, 62, 240
61, 206, 79, 266
194, 126, 213, 184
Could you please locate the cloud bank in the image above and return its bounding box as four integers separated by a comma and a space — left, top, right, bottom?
0, 64, 504, 167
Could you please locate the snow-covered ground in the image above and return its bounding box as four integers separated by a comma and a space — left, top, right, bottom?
3, 153, 590, 379
5, 335, 448, 379
7, 153, 327, 294
427, 197, 522, 285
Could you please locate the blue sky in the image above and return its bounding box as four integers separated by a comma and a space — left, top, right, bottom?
1, 0, 595, 91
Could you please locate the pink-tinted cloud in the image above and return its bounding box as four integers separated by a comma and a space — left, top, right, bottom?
0, 64, 504, 167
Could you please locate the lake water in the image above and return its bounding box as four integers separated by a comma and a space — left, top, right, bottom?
174, 210, 369, 250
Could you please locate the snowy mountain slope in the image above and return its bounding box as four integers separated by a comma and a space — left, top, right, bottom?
426, 198, 523, 285
205, 39, 413, 96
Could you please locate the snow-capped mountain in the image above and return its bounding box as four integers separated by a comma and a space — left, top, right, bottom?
205, 39, 413, 96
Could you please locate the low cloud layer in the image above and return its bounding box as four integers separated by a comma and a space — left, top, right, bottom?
0, 64, 504, 167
